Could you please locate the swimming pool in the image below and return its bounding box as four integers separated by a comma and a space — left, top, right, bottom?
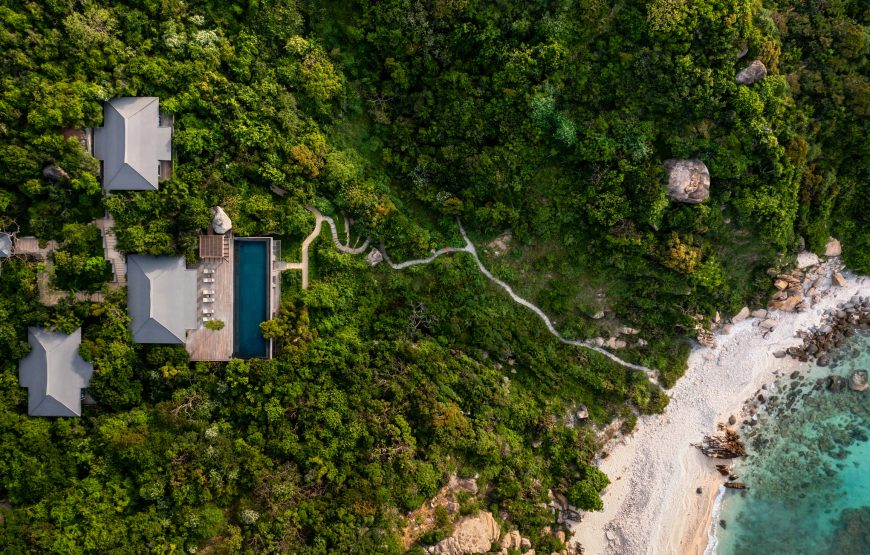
234, 239, 270, 358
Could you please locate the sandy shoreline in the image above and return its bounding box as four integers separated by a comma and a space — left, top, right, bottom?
572, 260, 869, 555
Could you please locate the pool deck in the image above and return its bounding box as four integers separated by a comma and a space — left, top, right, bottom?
185, 235, 234, 362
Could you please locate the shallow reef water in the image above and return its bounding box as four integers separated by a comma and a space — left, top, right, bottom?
713, 334, 870, 555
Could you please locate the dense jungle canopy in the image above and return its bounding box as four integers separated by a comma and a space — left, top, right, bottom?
0, 0, 867, 552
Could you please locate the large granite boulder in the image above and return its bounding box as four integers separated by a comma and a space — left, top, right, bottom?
211, 206, 232, 234
664, 159, 710, 204
736, 60, 767, 85
425, 511, 500, 555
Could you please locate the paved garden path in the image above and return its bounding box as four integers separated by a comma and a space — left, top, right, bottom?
302, 206, 658, 382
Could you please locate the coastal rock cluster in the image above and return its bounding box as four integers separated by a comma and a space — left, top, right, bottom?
776, 295, 870, 365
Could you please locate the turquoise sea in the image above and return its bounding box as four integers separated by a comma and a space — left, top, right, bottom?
709, 333, 870, 555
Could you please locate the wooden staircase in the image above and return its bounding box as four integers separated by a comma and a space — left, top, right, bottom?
96, 214, 126, 285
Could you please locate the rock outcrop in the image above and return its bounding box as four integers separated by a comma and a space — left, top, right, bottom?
736, 60, 767, 85
732, 307, 750, 323
366, 248, 383, 266
824, 237, 842, 257
664, 159, 710, 204
425, 511, 500, 555
796, 251, 820, 269
42, 165, 69, 181
211, 206, 232, 234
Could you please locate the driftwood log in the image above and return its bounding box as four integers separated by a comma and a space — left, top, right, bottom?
693, 424, 746, 459
715, 464, 730, 476
723, 482, 748, 490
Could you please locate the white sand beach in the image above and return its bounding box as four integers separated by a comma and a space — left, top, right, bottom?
572, 261, 869, 555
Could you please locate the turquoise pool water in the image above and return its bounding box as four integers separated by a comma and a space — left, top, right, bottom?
711, 333, 870, 555
234, 239, 269, 358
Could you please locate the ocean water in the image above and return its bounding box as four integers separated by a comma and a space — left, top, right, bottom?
710, 333, 870, 555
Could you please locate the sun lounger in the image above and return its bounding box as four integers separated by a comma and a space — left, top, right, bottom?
202, 277, 215, 284
203, 297, 215, 303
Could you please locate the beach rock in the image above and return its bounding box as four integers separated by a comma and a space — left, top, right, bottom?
521, 537, 531, 549
796, 251, 820, 269
592, 311, 605, 320
759, 319, 776, 330
576, 404, 589, 420
696, 487, 703, 494
848, 370, 867, 392
773, 350, 787, 358
769, 295, 803, 312
824, 238, 842, 257
773, 279, 788, 290
618, 326, 640, 335
751, 309, 768, 319
664, 159, 710, 204
211, 206, 232, 234
736, 60, 767, 85
832, 272, 846, 287
732, 307, 750, 323
42, 164, 69, 181
720, 324, 733, 335
728, 415, 737, 425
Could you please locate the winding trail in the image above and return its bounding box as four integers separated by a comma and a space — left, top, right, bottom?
304, 206, 658, 382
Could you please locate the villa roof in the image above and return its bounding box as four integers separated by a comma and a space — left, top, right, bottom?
0, 232, 11, 257
94, 97, 172, 192
127, 255, 197, 344
18, 327, 93, 417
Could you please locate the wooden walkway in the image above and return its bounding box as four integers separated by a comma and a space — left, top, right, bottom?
13, 237, 58, 259
95, 214, 126, 285
185, 235, 234, 362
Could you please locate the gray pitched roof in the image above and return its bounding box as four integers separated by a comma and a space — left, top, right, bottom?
94, 97, 172, 191
0, 232, 11, 257
127, 255, 197, 344
19, 328, 93, 417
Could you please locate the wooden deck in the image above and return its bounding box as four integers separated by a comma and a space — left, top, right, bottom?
185, 235, 235, 362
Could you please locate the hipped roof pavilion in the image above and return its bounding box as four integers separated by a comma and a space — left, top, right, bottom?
127, 255, 197, 344
94, 97, 172, 191
18, 328, 93, 417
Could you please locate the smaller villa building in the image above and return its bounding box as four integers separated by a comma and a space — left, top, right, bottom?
19, 328, 93, 417
94, 97, 172, 192
127, 255, 197, 344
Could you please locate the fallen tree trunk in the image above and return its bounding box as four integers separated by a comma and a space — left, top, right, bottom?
693, 424, 746, 459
